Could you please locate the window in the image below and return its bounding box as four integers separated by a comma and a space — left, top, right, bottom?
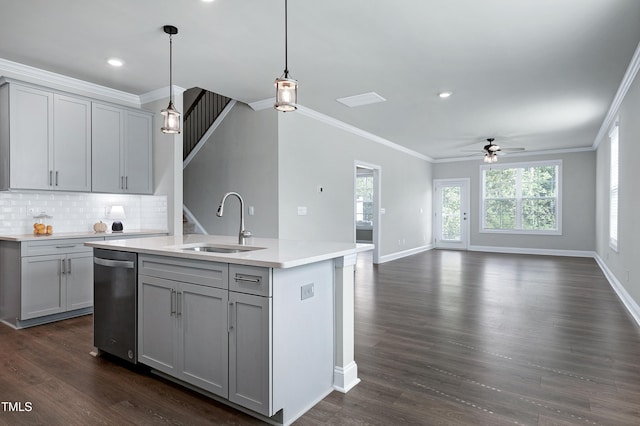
609, 123, 619, 251
356, 173, 374, 223
481, 160, 562, 235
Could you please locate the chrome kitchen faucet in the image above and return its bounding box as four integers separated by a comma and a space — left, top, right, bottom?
216, 192, 252, 244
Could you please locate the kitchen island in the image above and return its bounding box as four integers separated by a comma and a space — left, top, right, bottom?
86, 234, 370, 425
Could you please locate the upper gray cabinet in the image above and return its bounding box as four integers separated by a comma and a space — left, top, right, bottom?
0, 79, 153, 194
92, 103, 153, 194
0, 82, 91, 192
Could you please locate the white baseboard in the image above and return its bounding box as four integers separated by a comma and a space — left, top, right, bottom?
594, 254, 640, 328
333, 361, 360, 393
378, 244, 433, 263
468, 245, 596, 258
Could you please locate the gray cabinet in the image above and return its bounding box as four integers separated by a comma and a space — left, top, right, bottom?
20, 240, 96, 321
138, 257, 229, 398
92, 103, 153, 194
228, 291, 272, 416
137, 256, 274, 416
0, 82, 91, 191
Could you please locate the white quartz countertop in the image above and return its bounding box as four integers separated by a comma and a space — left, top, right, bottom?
85, 234, 374, 269
0, 229, 168, 242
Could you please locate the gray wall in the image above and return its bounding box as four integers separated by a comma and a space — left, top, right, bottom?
278, 112, 432, 257
596, 68, 640, 305
183, 103, 279, 238
432, 150, 596, 252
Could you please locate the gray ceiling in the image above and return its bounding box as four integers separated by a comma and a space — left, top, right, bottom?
1, 0, 639, 160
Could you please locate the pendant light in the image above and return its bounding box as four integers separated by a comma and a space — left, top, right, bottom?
161, 25, 181, 134
274, 0, 298, 112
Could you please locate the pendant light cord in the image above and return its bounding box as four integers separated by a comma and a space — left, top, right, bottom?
169, 34, 174, 103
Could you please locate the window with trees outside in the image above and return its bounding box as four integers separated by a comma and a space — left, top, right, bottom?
481, 160, 562, 235
356, 174, 374, 224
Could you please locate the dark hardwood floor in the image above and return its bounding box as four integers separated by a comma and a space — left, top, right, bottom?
2, 250, 640, 425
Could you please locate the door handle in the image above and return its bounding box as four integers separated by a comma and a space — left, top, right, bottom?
125, 176, 128, 191
170, 289, 176, 315
49, 170, 53, 186
228, 302, 234, 332
55, 171, 59, 186
176, 292, 182, 316
60, 258, 66, 275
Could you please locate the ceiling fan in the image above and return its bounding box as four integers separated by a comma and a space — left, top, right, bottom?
465, 138, 525, 163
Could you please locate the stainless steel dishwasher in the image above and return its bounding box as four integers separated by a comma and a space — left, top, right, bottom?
93, 248, 137, 363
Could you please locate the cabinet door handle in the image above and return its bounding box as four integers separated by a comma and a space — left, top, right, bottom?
49, 170, 53, 186
55, 171, 59, 186
60, 258, 66, 275
125, 176, 128, 190
228, 302, 234, 332
67, 258, 71, 274
176, 292, 182, 316
120, 176, 124, 190
170, 289, 176, 315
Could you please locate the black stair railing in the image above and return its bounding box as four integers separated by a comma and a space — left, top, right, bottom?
183, 89, 231, 160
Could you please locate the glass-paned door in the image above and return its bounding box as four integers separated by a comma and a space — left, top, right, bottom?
434, 179, 469, 249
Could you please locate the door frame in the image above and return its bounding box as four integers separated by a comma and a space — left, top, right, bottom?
354, 161, 381, 264
433, 178, 470, 250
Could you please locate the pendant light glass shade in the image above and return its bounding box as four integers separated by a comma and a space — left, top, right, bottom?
161, 101, 181, 134
274, 0, 297, 112
161, 25, 181, 134
274, 76, 298, 112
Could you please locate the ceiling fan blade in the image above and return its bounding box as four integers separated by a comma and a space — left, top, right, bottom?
500, 147, 525, 152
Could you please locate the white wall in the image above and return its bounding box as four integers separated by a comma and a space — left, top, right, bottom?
183, 103, 279, 238
278, 112, 433, 257
144, 95, 183, 236
595, 65, 640, 306
432, 150, 596, 252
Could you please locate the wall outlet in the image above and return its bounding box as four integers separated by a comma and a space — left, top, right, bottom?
301, 283, 314, 300
380, 207, 386, 214
248, 206, 255, 216
317, 185, 324, 193
297, 206, 308, 216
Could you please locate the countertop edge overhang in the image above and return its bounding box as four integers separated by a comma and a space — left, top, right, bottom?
85, 234, 374, 269
0, 229, 169, 242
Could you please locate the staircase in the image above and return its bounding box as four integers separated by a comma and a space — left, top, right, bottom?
183, 88, 232, 160
182, 88, 234, 235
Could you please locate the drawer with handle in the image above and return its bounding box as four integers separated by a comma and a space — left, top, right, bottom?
229, 264, 272, 297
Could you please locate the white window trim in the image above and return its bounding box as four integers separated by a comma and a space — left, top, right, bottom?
609, 122, 619, 252
479, 159, 563, 235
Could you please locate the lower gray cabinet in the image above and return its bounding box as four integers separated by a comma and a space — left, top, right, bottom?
138, 275, 229, 398
228, 291, 272, 416
21, 249, 94, 320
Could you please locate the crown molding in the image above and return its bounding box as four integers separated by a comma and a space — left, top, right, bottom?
139, 85, 186, 105
592, 40, 640, 150
433, 146, 594, 164
295, 106, 433, 162
248, 97, 275, 111
0, 57, 141, 105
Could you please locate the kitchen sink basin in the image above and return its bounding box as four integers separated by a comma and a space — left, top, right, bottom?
179, 244, 264, 254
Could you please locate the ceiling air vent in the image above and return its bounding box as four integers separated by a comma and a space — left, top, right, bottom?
336, 92, 386, 107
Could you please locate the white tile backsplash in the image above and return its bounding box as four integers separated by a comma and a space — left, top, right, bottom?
0, 191, 167, 235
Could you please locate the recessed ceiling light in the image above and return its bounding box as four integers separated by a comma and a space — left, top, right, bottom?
107, 58, 124, 67
202, 0, 215, 2
336, 92, 386, 108
438, 91, 452, 99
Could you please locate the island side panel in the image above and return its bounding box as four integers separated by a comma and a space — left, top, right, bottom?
272, 259, 334, 425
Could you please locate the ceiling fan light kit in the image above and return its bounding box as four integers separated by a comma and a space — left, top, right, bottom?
274, 0, 298, 112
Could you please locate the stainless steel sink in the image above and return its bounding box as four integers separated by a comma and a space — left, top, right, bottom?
179, 244, 264, 254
